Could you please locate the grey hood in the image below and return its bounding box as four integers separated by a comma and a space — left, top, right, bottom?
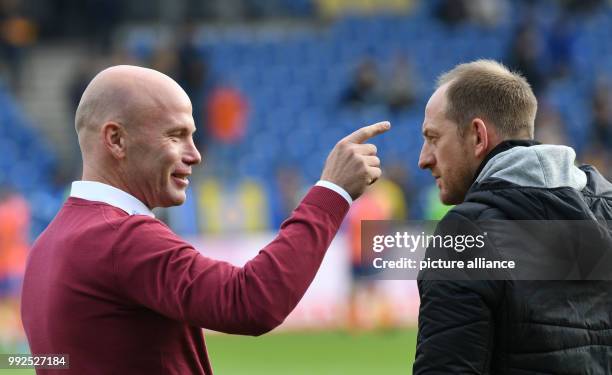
475, 144, 587, 191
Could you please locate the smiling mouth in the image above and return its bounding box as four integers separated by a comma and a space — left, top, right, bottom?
171, 173, 190, 186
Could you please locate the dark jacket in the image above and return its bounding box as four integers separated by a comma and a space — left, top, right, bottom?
414, 140, 612, 374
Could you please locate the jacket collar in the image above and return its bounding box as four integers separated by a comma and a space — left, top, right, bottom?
472, 141, 587, 191
472, 139, 540, 185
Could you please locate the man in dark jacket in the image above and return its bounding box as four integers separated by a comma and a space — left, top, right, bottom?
414, 59, 612, 374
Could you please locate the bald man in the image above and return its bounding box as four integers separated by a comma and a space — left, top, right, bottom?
20, 66, 389, 374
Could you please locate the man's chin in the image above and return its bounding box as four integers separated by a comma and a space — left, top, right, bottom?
159, 192, 187, 208
172, 195, 187, 206
439, 190, 461, 206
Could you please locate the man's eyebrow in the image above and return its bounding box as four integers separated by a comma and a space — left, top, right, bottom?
166, 126, 194, 134
422, 128, 438, 137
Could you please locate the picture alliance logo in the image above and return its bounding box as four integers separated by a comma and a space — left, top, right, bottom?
371, 232, 487, 253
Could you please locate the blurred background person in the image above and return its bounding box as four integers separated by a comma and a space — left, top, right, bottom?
534, 99, 569, 146
506, 22, 548, 96
341, 58, 383, 107
0, 0, 36, 92
0, 187, 29, 352
384, 53, 418, 113
345, 178, 406, 332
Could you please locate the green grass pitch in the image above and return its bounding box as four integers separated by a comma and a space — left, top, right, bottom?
0, 329, 417, 374
207, 329, 417, 374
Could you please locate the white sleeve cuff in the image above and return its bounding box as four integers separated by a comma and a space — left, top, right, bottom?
315, 180, 353, 205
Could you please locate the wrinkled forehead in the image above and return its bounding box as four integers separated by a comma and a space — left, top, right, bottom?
422, 85, 450, 132
427, 83, 450, 114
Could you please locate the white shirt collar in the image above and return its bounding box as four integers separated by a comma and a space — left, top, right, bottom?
70, 181, 155, 218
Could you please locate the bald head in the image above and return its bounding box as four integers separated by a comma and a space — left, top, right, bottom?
75, 65, 201, 209
75, 65, 191, 143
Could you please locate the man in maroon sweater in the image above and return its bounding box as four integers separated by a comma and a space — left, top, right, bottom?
20, 65, 389, 374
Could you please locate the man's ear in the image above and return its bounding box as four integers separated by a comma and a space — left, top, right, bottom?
101, 122, 126, 159
471, 118, 489, 159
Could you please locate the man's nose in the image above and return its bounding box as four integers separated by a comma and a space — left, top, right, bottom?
418, 144, 433, 170
185, 138, 202, 165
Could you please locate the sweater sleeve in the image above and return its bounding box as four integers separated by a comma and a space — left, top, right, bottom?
112, 186, 349, 335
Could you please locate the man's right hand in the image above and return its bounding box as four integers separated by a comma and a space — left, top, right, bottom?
321, 121, 391, 200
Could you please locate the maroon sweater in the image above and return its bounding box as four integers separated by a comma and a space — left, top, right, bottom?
21, 186, 348, 374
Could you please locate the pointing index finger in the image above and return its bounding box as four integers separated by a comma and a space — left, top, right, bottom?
344, 121, 391, 144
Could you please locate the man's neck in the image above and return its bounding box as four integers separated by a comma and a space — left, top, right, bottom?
81, 168, 146, 207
